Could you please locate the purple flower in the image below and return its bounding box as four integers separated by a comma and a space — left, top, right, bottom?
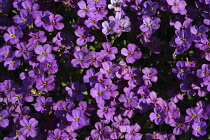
115, 19, 131, 33
35, 75, 55, 92
84, 12, 103, 29
47, 14, 64, 32
100, 61, 117, 79
97, 102, 116, 120
71, 51, 90, 68
142, 67, 158, 86
185, 107, 204, 123
118, 92, 138, 108
102, 20, 116, 35
74, 27, 95, 46
172, 61, 190, 80
166, 0, 187, 15
15, 42, 34, 60
137, 86, 150, 97
112, 114, 130, 132
190, 25, 208, 42
0, 45, 14, 61
52, 31, 74, 49
20, 117, 38, 138
195, 38, 210, 61
90, 83, 111, 102
142, 1, 159, 16
121, 43, 142, 64
90, 122, 111, 140
192, 121, 207, 137
100, 42, 118, 61
196, 64, 210, 81
47, 129, 68, 140
13, 9, 33, 29
3, 26, 23, 44
136, 98, 150, 113
4, 58, 21, 70
28, 31, 47, 44
77, 1, 93, 18
149, 106, 166, 125
54, 101, 75, 118
66, 81, 87, 101
34, 10, 51, 30
34, 44, 55, 63
66, 109, 89, 130
175, 30, 192, 48
125, 124, 142, 140
140, 16, 160, 34
21, 0, 40, 14
0, 110, 9, 128
34, 96, 53, 113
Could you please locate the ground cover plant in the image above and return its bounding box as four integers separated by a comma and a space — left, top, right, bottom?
0, 0, 210, 139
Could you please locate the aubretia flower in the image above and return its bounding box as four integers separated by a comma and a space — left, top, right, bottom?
100, 42, 118, 61
125, 124, 142, 140
172, 61, 190, 80
4, 58, 21, 70
34, 96, 53, 113
20, 117, 38, 138
74, 27, 95, 46
142, 67, 158, 86
3, 26, 23, 44
115, 19, 131, 33
121, 43, 142, 64
34, 10, 51, 30
100, 61, 117, 79
0, 110, 9, 128
35, 75, 55, 92
196, 64, 210, 81
90, 83, 111, 102
136, 98, 150, 113
185, 107, 204, 122
34, 44, 55, 63
118, 92, 138, 108
77, 1, 93, 18
84, 12, 102, 29
175, 30, 192, 48
66, 109, 89, 130
108, 0, 123, 11
0, 45, 14, 61
28, 31, 47, 44
142, 1, 159, 16
149, 106, 166, 125
47, 14, 64, 32
192, 121, 207, 137
71, 51, 90, 68
66, 81, 87, 101
15, 42, 34, 60
90, 122, 111, 140
166, 0, 187, 15
13, 9, 33, 29
140, 16, 160, 34
97, 102, 116, 120
102, 20, 116, 35
47, 129, 68, 140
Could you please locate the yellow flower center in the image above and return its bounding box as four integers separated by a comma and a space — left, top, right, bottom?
181, 38, 186, 42
179, 69, 184, 73
196, 32, 201, 36
74, 117, 79, 121
192, 113, 197, 117
42, 52, 47, 56
106, 69, 111, 73
52, 21, 56, 25
103, 108, 108, 113
128, 52, 134, 56
0, 117, 2, 121
9, 61, 14, 65
126, 98, 132, 102
205, 71, 209, 76
196, 126, 201, 131
94, 0, 99, 4
11, 34, 16, 38
108, 27, 112, 31
79, 59, 84, 62
150, 7, 154, 11
92, 19, 96, 23
206, 42, 210, 46
97, 92, 102, 96
147, 24, 152, 28
99, 130, 103, 134
26, 125, 31, 130
157, 114, 161, 118
22, 18, 27, 22
34, 35, 39, 39
83, 8, 88, 12
173, 2, 178, 6
22, 49, 27, 53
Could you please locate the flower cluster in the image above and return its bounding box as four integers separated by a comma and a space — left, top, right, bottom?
0, 0, 209, 139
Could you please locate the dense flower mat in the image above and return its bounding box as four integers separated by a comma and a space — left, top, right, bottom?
0, 0, 210, 139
